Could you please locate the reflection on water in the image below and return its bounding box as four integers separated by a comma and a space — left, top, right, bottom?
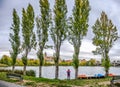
1, 66, 120, 79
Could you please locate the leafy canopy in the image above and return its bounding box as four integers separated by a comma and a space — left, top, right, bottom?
92, 11, 118, 55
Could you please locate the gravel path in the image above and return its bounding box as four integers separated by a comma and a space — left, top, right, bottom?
0, 80, 25, 87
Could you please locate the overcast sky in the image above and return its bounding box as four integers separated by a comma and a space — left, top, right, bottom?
0, 0, 120, 60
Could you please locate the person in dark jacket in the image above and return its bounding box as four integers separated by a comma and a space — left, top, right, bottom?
67, 69, 71, 80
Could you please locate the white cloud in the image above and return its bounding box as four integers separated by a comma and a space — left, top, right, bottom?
0, 51, 10, 58
81, 40, 96, 53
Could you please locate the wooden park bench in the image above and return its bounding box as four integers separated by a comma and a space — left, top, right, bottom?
110, 75, 120, 87
6, 73, 23, 81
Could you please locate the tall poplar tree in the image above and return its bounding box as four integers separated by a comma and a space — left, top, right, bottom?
68, 0, 90, 79
92, 11, 118, 76
36, 0, 51, 78
21, 4, 36, 75
50, 0, 67, 79
9, 9, 20, 73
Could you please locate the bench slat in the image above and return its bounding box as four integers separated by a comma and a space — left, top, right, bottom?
110, 75, 120, 86
6, 73, 23, 81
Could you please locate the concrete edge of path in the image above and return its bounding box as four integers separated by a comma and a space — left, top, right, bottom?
0, 80, 25, 87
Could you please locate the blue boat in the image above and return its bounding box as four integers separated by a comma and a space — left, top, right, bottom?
94, 74, 105, 78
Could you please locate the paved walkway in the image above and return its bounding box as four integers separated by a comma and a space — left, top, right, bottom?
0, 80, 25, 87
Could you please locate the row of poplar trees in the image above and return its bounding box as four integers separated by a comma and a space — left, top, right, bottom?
9, 0, 118, 79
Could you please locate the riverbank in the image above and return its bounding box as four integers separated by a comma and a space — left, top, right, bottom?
1, 66, 120, 79
0, 72, 112, 87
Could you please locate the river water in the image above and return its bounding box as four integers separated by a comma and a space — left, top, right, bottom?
1, 66, 120, 79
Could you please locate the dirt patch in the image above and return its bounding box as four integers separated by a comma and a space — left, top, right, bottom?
14, 80, 111, 87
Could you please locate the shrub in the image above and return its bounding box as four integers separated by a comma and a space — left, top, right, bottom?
59, 62, 72, 66
14, 70, 23, 74
0, 69, 35, 77
26, 70, 35, 77
0, 72, 8, 81
44, 62, 54, 66
28, 59, 39, 66
16, 59, 39, 66
0, 55, 12, 66
14, 70, 35, 77
0, 69, 11, 72
16, 59, 24, 66
24, 81, 36, 86
115, 83, 120, 86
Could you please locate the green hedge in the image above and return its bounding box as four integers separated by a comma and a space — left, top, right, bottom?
0, 69, 35, 77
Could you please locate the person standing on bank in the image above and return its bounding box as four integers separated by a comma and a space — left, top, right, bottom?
67, 69, 71, 80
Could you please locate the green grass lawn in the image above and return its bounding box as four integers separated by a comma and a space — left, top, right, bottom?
24, 76, 111, 87
0, 72, 112, 87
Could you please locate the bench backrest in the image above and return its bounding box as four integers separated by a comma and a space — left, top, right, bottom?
8, 73, 21, 77
112, 76, 120, 80
6, 73, 23, 81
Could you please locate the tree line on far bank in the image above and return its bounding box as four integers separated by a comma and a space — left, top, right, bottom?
0, 55, 101, 66
9, 0, 118, 79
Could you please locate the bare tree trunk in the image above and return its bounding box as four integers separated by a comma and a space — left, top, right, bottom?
39, 64, 42, 78
23, 49, 28, 75
74, 46, 80, 79
105, 51, 109, 77
55, 64, 59, 79
75, 68, 78, 79
12, 65, 15, 73
55, 44, 60, 79
105, 70, 109, 77
23, 65, 26, 75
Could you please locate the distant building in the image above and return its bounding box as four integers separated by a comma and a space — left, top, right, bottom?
44, 52, 54, 64
44, 52, 62, 64
63, 59, 72, 64
96, 61, 101, 66
79, 59, 87, 66
80, 59, 87, 63
65, 60, 72, 63
111, 60, 120, 66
